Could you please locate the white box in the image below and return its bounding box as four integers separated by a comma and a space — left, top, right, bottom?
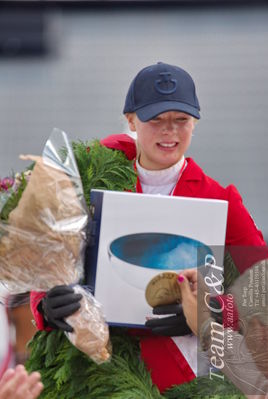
86, 190, 228, 327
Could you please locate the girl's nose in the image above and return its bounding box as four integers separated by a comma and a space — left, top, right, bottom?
162, 121, 177, 133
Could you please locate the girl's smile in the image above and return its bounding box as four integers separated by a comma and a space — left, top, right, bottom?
157, 142, 179, 150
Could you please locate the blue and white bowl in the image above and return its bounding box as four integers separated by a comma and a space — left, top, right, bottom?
108, 233, 212, 290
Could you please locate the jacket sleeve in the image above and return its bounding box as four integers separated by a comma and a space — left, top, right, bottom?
225, 184, 265, 247
224, 184, 268, 274
212, 185, 268, 327
30, 291, 52, 331
100, 134, 137, 160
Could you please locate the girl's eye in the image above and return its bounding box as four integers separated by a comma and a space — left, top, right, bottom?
176, 118, 187, 122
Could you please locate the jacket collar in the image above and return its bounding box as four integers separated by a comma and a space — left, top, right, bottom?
182, 158, 203, 181
171, 158, 203, 197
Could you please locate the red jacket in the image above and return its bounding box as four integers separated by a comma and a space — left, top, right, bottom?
31, 134, 267, 392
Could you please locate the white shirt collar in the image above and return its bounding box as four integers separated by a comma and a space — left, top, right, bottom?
136, 156, 185, 195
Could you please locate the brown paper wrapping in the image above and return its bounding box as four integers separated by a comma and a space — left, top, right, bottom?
0, 156, 85, 290
0, 155, 110, 363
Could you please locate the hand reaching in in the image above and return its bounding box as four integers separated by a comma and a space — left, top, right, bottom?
177, 269, 210, 336
0, 365, 43, 399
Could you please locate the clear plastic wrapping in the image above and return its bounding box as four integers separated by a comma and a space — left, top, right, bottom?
0, 128, 110, 363
66, 285, 110, 363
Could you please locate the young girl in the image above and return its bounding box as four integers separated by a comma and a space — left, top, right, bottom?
30, 62, 266, 393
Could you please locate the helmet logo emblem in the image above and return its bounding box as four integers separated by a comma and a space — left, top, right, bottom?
154, 72, 177, 95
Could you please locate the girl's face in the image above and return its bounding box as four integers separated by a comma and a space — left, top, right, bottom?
126, 111, 196, 170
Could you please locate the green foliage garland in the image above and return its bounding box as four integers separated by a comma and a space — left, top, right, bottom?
27, 329, 162, 399
26, 329, 244, 399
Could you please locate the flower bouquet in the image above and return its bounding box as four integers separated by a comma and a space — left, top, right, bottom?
0, 128, 110, 363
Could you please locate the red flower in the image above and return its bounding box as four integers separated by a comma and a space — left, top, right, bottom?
86, 146, 90, 153
0, 177, 14, 192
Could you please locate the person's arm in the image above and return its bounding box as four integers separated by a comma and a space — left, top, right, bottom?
176, 269, 204, 335
30, 291, 48, 331
30, 286, 82, 333
0, 365, 43, 399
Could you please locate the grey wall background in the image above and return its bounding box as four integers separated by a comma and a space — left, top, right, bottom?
0, 5, 267, 239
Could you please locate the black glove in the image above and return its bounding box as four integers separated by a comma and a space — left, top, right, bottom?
145, 303, 192, 336
40, 285, 82, 333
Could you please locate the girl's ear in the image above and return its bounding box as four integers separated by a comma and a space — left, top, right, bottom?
191, 118, 198, 135
125, 113, 136, 132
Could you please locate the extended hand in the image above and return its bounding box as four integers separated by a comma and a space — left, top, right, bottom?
41, 285, 82, 332
178, 269, 211, 336
145, 303, 192, 336
0, 365, 43, 399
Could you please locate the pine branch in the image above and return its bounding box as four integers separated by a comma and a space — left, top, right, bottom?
71, 140, 136, 207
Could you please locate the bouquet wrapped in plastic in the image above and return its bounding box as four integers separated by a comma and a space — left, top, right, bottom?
0, 129, 110, 363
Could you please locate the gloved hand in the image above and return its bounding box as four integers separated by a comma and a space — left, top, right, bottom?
145, 303, 192, 336
40, 285, 83, 333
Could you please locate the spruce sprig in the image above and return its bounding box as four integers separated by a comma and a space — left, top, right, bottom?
71, 140, 137, 207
